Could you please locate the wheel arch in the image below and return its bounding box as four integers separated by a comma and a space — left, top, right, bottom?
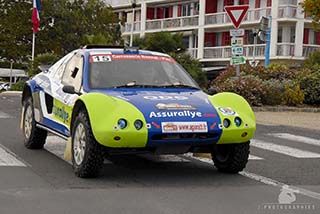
70, 99, 87, 135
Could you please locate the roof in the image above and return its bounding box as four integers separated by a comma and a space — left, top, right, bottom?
0, 68, 27, 78
84, 47, 170, 58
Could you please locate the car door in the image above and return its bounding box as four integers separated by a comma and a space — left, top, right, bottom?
50, 53, 84, 136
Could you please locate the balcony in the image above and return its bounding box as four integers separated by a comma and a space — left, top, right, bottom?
278, 5, 298, 19
277, 43, 295, 56
303, 45, 320, 57
122, 22, 141, 33
203, 45, 266, 59
205, 7, 271, 26
145, 16, 199, 31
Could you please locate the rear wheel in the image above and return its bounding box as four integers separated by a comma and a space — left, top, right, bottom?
71, 109, 104, 178
211, 142, 250, 173
22, 97, 47, 149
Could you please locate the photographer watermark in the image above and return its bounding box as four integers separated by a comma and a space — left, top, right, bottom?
259, 185, 316, 211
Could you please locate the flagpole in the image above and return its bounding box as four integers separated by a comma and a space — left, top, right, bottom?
32, 32, 35, 61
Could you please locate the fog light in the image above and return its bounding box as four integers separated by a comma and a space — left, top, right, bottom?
134, 120, 143, 130
114, 136, 121, 141
118, 119, 127, 129
234, 117, 242, 127
223, 119, 231, 128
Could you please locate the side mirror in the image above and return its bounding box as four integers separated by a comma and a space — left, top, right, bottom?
207, 87, 218, 96
62, 85, 76, 94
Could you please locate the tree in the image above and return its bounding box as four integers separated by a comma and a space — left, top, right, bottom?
135, 32, 207, 88
301, 0, 320, 30
0, 0, 32, 62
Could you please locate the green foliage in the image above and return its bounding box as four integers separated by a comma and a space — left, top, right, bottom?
214, 75, 266, 106
282, 82, 305, 106
0, 0, 122, 61
300, 0, 320, 30
28, 53, 59, 76
9, 81, 25, 91
261, 79, 284, 106
0, 0, 32, 61
303, 51, 320, 69
139, 32, 187, 54
295, 67, 320, 104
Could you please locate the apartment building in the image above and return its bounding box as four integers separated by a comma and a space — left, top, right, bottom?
106, 0, 320, 69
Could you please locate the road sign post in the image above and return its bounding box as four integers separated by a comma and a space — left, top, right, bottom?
225, 5, 249, 76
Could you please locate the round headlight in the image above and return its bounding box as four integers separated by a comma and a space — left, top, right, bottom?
234, 117, 242, 127
134, 120, 143, 130
118, 119, 127, 129
223, 119, 231, 128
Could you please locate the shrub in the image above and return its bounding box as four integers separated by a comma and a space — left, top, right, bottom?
28, 53, 59, 76
282, 82, 304, 106
214, 75, 265, 106
261, 79, 285, 106
295, 67, 320, 105
9, 81, 25, 91
303, 51, 320, 69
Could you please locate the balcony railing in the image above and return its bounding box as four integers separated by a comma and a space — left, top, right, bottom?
277, 43, 295, 56
278, 5, 298, 19
303, 45, 320, 57
188, 48, 198, 59
123, 22, 141, 33
205, 7, 271, 25
203, 45, 266, 59
145, 16, 199, 31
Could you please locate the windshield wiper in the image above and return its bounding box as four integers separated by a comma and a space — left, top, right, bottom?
161, 82, 199, 90
113, 82, 159, 88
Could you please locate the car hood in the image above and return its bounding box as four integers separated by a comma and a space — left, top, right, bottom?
94, 89, 222, 135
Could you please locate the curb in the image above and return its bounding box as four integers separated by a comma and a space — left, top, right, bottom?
0, 91, 22, 96
253, 106, 320, 113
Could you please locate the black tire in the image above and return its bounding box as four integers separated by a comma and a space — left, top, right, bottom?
211, 142, 250, 173
22, 97, 47, 149
71, 109, 104, 178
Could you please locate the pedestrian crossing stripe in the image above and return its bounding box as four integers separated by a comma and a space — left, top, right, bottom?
269, 133, 320, 147
251, 139, 320, 158
0, 146, 26, 167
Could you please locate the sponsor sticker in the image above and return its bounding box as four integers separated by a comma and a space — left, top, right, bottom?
89, 54, 175, 63
149, 111, 202, 118
156, 103, 196, 110
144, 96, 188, 101
218, 107, 237, 116
161, 122, 208, 133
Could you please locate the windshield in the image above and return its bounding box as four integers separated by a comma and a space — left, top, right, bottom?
88, 54, 199, 89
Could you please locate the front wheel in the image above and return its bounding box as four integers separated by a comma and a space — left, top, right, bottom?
22, 97, 47, 149
211, 142, 250, 174
71, 109, 104, 178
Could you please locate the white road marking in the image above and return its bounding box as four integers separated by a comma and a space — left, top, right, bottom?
249, 155, 264, 160
0, 145, 26, 167
0, 111, 10, 119
186, 154, 320, 201
251, 139, 320, 158
269, 133, 320, 147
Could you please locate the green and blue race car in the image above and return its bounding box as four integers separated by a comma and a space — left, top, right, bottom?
21, 46, 256, 178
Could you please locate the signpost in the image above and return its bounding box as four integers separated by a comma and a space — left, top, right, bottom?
225, 5, 249, 76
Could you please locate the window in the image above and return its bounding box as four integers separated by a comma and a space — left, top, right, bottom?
278, 28, 283, 43
290, 26, 295, 43
62, 54, 83, 92
182, 4, 191, 16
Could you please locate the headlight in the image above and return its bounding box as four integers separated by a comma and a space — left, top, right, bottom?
134, 120, 143, 130
234, 117, 242, 127
118, 119, 127, 129
223, 119, 231, 128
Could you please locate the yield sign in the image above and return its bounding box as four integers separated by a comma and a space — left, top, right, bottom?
224, 5, 249, 28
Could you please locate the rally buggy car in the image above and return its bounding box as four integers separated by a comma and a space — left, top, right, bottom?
21, 46, 256, 178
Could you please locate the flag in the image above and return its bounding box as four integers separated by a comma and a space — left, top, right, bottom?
32, 0, 41, 33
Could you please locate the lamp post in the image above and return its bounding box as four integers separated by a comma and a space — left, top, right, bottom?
9, 60, 13, 87
130, 0, 137, 47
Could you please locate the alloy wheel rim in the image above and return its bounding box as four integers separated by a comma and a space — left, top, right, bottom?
24, 105, 33, 139
73, 123, 86, 165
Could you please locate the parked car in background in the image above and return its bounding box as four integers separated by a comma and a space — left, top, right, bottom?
0, 82, 10, 91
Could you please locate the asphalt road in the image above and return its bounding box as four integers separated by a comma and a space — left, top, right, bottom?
0, 93, 319, 214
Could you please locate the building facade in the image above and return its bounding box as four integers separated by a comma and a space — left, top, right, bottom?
106, 0, 320, 68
